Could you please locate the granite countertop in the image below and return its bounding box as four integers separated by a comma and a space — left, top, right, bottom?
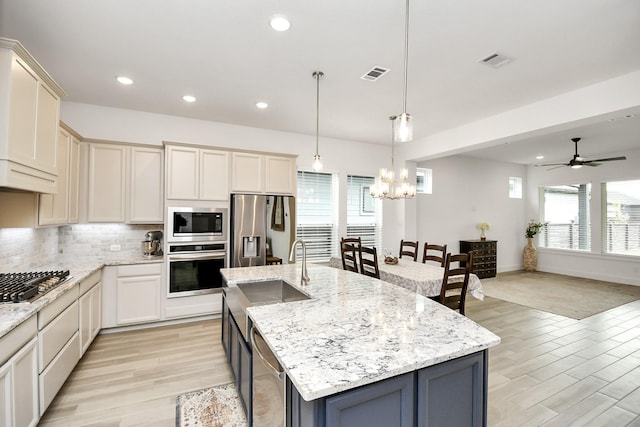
221, 263, 501, 401
0, 255, 164, 339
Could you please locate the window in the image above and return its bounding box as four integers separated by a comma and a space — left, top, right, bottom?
346, 175, 381, 248
416, 168, 432, 194
296, 171, 338, 261
509, 176, 522, 198
604, 179, 640, 256
540, 184, 591, 250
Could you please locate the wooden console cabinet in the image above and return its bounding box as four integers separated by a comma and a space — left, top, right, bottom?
459, 240, 497, 278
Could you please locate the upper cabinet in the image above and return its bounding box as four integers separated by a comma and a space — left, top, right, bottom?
165, 144, 229, 201
38, 124, 80, 226
265, 155, 296, 195
231, 152, 296, 195
86, 142, 164, 224
0, 38, 66, 193
231, 152, 263, 193
129, 146, 164, 223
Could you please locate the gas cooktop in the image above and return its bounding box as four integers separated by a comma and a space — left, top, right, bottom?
0, 270, 71, 303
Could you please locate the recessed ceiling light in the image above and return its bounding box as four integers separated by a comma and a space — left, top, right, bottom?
256, 102, 269, 109
536, 155, 544, 160
269, 15, 290, 32
182, 95, 196, 103
116, 76, 133, 85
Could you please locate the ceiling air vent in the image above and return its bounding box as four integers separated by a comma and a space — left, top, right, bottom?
361, 66, 390, 81
478, 52, 512, 68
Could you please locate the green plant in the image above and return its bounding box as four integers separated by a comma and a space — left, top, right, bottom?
526, 220, 547, 238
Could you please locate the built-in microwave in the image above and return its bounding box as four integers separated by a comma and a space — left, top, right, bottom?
167, 207, 227, 242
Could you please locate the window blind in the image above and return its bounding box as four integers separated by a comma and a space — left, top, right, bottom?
541, 184, 591, 250
604, 180, 640, 256
296, 171, 337, 261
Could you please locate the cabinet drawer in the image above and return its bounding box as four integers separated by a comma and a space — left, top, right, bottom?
39, 332, 79, 415
38, 301, 79, 372
117, 263, 162, 277
79, 270, 101, 296
0, 315, 37, 366
38, 284, 78, 330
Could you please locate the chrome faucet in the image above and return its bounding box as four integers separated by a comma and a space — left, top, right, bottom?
289, 239, 310, 285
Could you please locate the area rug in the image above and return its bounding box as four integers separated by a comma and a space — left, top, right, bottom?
176, 382, 247, 427
480, 271, 640, 320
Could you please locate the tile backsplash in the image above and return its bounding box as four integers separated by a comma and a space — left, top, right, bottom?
0, 224, 164, 272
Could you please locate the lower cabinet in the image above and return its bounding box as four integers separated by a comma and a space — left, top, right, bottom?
222, 293, 252, 425
102, 263, 163, 328
288, 351, 487, 427
0, 331, 38, 427
37, 284, 80, 416
79, 271, 102, 356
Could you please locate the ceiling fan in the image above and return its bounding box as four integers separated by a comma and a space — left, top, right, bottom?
536, 137, 627, 169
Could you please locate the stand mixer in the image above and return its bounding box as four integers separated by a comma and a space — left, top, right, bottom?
142, 230, 163, 257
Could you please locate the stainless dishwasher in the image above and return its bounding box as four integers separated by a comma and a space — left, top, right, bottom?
251, 327, 285, 426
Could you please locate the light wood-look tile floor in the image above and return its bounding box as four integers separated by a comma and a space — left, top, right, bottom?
39, 296, 640, 426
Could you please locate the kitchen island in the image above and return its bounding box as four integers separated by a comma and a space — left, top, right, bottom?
221, 263, 500, 427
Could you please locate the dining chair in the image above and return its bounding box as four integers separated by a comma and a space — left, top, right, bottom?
399, 240, 419, 261
437, 252, 474, 315
359, 245, 380, 279
340, 237, 362, 273
422, 243, 447, 267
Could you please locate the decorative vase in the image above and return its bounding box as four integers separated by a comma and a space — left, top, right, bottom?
523, 237, 537, 271
480, 230, 486, 241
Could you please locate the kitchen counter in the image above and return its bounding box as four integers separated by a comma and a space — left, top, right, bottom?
0, 254, 164, 339
221, 263, 501, 401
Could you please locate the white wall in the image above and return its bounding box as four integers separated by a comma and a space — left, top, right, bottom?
526, 147, 640, 285
417, 155, 527, 272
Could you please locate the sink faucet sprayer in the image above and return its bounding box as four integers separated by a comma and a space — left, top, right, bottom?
289, 239, 310, 286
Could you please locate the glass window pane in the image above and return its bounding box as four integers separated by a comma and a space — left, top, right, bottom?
541, 183, 591, 250
347, 175, 381, 248
509, 176, 522, 198
604, 179, 640, 256
416, 168, 432, 194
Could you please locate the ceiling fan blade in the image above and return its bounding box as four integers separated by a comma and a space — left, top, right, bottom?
546, 165, 566, 171
585, 162, 601, 167
534, 163, 567, 167
583, 156, 627, 163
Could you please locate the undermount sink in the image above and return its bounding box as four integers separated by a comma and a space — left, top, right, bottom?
236, 279, 310, 305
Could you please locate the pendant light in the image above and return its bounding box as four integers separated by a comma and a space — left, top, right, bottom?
393, 0, 413, 143
312, 71, 324, 171
369, 117, 416, 200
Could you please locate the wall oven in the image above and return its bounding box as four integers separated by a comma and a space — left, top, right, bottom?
167, 242, 227, 297
168, 207, 227, 242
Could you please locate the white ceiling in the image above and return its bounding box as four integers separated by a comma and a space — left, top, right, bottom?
1, 0, 639, 163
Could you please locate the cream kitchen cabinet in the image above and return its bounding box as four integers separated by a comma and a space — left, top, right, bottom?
265, 155, 296, 195
101, 263, 163, 328
231, 151, 263, 193
87, 143, 127, 222
38, 124, 80, 226
86, 142, 163, 223
0, 38, 66, 194
165, 144, 229, 201
37, 284, 80, 415
231, 152, 296, 195
78, 270, 101, 356
0, 316, 38, 427
129, 146, 164, 223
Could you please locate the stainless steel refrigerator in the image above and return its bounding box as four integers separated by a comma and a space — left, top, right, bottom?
230, 194, 296, 267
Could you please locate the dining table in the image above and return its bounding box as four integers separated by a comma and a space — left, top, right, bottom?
329, 257, 485, 300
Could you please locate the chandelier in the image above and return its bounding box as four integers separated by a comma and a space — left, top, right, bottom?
370, 116, 416, 200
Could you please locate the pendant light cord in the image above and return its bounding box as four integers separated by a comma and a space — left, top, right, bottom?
313, 71, 324, 156
402, 0, 410, 115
